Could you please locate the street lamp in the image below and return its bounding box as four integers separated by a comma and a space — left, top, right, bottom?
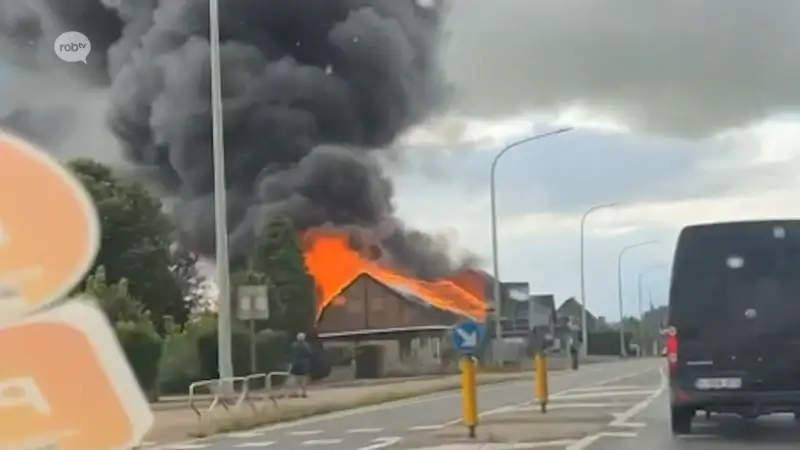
489, 127, 572, 359
579, 202, 616, 357
617, 240, 659, 357
209, 0, 234, 380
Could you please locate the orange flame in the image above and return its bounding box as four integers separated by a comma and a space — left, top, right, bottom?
303, 229, 486, 322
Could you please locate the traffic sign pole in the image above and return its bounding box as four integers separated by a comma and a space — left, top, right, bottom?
451, 320, 484, 438
459, 355, 477, 438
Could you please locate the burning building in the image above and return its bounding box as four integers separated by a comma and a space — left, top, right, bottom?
302, 228, 488, 378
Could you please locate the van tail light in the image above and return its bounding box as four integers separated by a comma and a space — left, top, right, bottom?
665, 326, 678, 371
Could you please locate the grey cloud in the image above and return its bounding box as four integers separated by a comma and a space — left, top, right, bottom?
394, 129, 794, 216
443, 0, 800, 137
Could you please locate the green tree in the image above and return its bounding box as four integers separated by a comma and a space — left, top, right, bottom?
68, 159, 203, 328
249, 217, 316, 334
83, 265, 146, 323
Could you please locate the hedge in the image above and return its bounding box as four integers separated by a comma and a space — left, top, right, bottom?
115, 319, 164, 400
587, 330, 634, 355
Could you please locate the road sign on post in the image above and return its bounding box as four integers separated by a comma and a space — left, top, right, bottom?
237, 285, 269, 321
451, 320, 485, 355
452, 320, 483, 438
237, 285, 269, 373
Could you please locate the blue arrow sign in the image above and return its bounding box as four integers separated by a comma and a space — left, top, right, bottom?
451, 320, 485, 354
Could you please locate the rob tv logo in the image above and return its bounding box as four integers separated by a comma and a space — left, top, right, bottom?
53, 31, 91, 64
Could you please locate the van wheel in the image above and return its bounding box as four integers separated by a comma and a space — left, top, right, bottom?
671, 405, 693, 435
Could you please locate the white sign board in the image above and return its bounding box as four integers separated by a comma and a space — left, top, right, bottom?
237, 285, 269, 320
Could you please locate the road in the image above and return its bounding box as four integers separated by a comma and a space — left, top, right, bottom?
583, 384, 800, 450
154, 359, 656, 450
392, 361, 800, 450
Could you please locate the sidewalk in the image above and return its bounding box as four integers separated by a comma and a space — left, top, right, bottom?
145, 371, 530, 445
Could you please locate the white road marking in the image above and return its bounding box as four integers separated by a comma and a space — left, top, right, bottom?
598, 431, 638, 438
609, 368, 666, 428
514, 402, 619, 411
228, 431, 267, 438
235, 442, 276, 447
409, 424, 446, 431
564, 431, 637, 450
346, 428, 383, 433
160, 445, 209, 449
356, 436, 403, 450
302, 438, 343, 445
565, 385, 655, 393
408, 440, 578, 449
556, 389, 657, 400
289, 430, 324, 436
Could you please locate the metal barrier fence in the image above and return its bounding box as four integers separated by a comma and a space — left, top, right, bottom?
188, 371, 293, 428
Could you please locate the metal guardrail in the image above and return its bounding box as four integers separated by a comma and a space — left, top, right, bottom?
188, 376, 246, 419
187, 371, 295, 427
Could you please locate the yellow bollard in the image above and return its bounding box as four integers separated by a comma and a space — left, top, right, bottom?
534, 352, 549, 413
460, 355, 478, 438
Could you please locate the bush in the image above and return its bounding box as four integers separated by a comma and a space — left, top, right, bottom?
116, 319, 164, 400
254, 329, 290, 373
195, 321, 253, 378
157, 323, 204, 395
308, 335, 332, 381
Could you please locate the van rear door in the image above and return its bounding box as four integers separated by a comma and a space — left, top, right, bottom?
671, 244, 800, 392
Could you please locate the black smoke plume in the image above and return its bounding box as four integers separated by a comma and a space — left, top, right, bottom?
0, 0, 478, 278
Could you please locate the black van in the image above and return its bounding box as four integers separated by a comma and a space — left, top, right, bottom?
667, 220, 800, 434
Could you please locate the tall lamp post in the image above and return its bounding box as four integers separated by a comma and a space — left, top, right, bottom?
209, 0, 233, 380
578, 202, 616, 357
617, 240, 659, 357
489, 127, 572, 361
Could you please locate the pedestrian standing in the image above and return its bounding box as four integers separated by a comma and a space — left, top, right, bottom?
289, 332, 312, 397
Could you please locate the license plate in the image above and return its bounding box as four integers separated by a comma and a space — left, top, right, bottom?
695, 377, 742, 390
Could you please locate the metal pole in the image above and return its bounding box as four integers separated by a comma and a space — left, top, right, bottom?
637, 272, 644, 354
617, 240, 658, 358
249, 318, 257, 373
579, 202, 616, 357
209, 0, 233, 381
489, 127, 572, 363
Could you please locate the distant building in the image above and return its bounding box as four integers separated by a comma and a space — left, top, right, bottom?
557, 297, 599, 331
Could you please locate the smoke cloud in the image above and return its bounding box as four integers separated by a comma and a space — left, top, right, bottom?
0, 0, 477, 279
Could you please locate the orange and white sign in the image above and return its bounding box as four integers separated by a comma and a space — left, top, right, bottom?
0, 132, 99, 318
0, 300, 153, 449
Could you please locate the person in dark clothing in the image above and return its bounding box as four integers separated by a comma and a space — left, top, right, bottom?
289, 332, 312, 397
569, 337, 580, 370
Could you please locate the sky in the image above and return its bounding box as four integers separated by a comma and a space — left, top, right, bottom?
3, 0, 800, 321
383, 0, 800, 320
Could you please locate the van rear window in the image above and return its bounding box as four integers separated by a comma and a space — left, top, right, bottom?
670, 226, 800, 340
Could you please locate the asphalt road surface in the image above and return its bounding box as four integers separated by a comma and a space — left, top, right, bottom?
155, 359, 656, 450
584, 385, 800, 450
